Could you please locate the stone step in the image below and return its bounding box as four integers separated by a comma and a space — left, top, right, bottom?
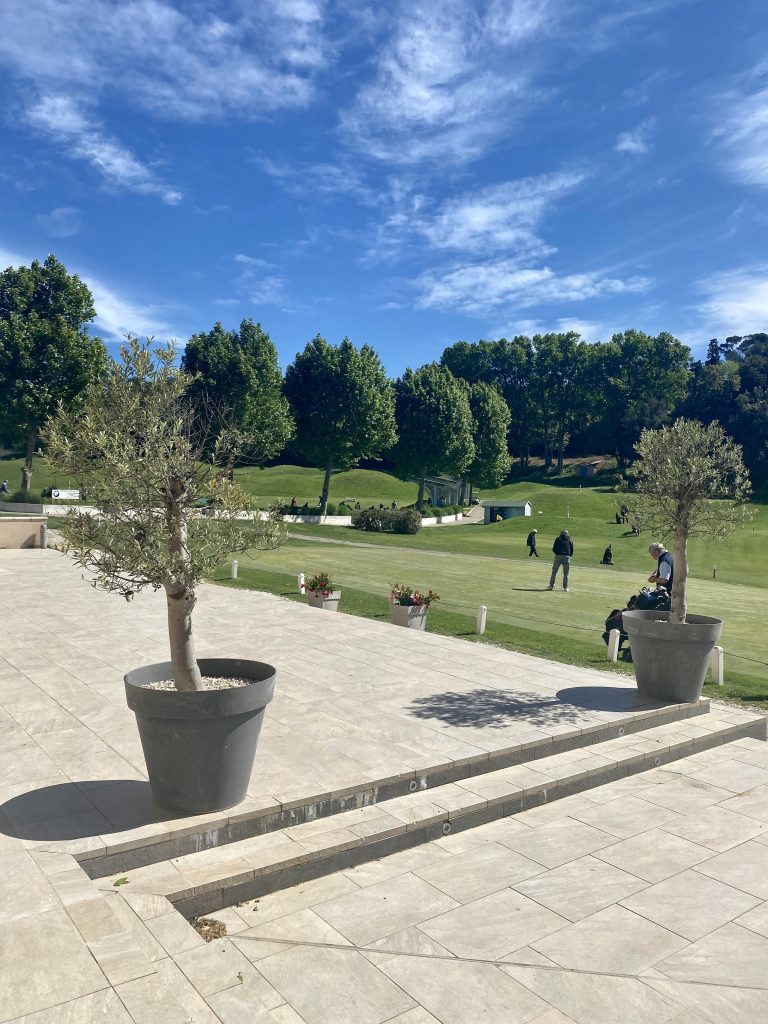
80, 696, 714, 878
93, 704, 766, 919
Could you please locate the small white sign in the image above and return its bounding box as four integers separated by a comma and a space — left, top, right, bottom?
52, 488, 80, 500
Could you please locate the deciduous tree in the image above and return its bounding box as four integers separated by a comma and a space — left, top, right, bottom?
284, 336, 397, 513
0, 254, 107, 493
181, 319, 293, 465
466, 382, 511, 497
392, 364, 475, 509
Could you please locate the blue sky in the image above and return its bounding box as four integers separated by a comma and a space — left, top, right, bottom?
1, 0, 767, 373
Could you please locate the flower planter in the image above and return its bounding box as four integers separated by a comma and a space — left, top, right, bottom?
390, 603, 429, 631
307, 589, 341, 611
622, 610, 723, 704
125, 658, 275, 813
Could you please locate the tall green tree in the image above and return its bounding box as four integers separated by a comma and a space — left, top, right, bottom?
392, 363, 475, 509
465, 382, 511, 497
181, 319, 293, 465
442, 336, 535, 466
284, 335, 397, 513
598, 330, 690, 468
0, 254, 107, 493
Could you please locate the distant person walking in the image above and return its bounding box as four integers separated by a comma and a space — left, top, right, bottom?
391, 500, 397, 509
601, 544, 613, 565
620, 504, 630, 524
290, 496, 297, 512
0, 479, 8, 495
526, 529, 539, 557
648, 542, 674, 593
547, 530, 573, 591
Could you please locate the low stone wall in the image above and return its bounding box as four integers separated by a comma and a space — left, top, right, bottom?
421, 513, 463, 526
282, 514, 353, 525
0, 515, 47, 548
0, 499, 44, 514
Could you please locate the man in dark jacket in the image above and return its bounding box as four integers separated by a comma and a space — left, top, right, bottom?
547, 530, 573, 591
526, 529, 539, 557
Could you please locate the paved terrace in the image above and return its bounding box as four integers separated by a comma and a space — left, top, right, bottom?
0, 548, 767, 1023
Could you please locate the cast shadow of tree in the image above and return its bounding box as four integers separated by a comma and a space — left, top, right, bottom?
408, 685, 653, 729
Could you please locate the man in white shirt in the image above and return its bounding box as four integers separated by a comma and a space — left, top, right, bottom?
648, 542, 674, 593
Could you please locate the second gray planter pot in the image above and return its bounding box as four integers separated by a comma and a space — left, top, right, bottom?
622, 610, 722, 704
125, 658, 275, 814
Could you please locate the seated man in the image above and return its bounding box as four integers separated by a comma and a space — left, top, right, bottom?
647, 542, 674, 593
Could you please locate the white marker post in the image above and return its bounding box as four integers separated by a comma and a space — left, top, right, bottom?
710, 645, 724, 686
231, 559, 238, 580
607, 628, 621, 662
476, 605, 488, 636
39, 523, 47, 550
298, 572, 305, 594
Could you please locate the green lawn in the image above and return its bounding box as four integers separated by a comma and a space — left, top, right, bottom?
35, 459, 768, 703
214, 555, 766, 705
222, 523, 768, 704
235, 464, 419, 508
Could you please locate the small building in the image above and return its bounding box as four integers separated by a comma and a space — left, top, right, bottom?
480, 499, 532, 524
577, 460, 604, 477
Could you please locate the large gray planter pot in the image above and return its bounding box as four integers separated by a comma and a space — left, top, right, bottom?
622, 611, 722, 704
390, 603, 429, 631
307, 589, 341, 611
125, 658, 275, 814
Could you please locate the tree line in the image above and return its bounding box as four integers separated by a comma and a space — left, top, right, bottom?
1, 255, 767, 506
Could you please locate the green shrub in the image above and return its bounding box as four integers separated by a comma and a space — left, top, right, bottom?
352, 507, 387, 531
353, 507, 422, 534
391, 508, 422, 534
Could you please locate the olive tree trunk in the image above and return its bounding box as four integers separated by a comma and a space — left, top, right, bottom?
165, 483, 203, 691
669, 531, 688, 625
165, 585, 203, 691
21, 431, 36, 495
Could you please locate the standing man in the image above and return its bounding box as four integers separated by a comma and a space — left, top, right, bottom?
0, 479, 8, 495
526, 528, 539, 557
648, 542, 674, 593
547, 529, 573, 591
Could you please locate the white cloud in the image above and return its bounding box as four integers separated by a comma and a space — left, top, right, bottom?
231, 254, 290, 308
417, 259, 650, 315
418, 171, 586, 254
27, 96, 181, 203
713, 72, 768, 187
340, 0, 550, 165
696, 265, 768, 333
489, 316, 610, 341
89, 276, 176, 340
615, 118, 655, 154
0, 0, 326, 122
36, 206, 81, 237
0, 241, 176, 340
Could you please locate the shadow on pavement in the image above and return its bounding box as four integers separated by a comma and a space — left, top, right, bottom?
408, 688, 585, 729
0, 780, 174, 841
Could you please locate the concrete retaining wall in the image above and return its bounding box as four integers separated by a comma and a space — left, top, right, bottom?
0, 515, 47, 548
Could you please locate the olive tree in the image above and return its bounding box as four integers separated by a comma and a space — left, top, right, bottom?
633, 418, 751, 624
41, 338, 286, 691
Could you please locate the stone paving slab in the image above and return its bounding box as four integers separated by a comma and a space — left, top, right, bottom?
0, 549, 730, 873
2, 549, 768, 1023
